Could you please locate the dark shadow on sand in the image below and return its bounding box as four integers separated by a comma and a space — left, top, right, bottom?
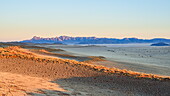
28, 75, 170, 96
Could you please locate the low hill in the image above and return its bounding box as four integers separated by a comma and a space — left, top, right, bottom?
151, 42, 170, 46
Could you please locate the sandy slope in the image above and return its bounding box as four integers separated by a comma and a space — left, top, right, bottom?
0, 72, 67, 96
0, 46, 170, 96
0, 58, 128, 96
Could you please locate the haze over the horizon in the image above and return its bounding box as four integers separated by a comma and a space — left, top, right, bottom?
0, 0, 170, 41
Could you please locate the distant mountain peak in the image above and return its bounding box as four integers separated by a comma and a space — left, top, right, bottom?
32, 36, 41, 40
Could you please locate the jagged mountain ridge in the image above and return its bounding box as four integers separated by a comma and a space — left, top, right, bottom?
21, 36, 170, 44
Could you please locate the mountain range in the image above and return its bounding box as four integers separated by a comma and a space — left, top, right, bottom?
21, 36, 170, 44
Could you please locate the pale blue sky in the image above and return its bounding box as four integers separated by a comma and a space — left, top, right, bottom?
0, 0, 170, 41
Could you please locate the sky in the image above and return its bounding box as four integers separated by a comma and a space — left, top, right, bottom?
0, 0, 170, 41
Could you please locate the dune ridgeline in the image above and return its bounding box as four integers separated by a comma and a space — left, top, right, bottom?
0, 46, 170, 96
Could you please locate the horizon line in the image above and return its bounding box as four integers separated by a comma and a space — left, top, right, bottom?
1, 35, 170, 42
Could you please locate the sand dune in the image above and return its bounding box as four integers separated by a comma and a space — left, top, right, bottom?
0, 46, 170, 96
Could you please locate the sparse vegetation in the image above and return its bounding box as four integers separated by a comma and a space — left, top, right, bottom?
0, 46, 170, 81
